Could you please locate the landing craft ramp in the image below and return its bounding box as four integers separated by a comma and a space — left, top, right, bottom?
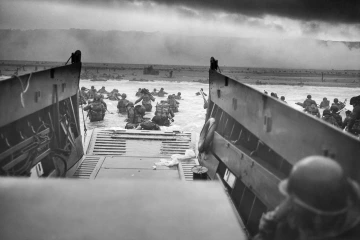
67, 128, 199, 181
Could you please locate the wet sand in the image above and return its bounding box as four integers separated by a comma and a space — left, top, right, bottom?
1, 60, 359, 88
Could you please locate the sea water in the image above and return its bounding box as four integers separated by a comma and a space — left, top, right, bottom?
79, 79, 358, 136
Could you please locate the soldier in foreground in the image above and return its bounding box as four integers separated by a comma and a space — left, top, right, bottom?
347, 95, 360, 135
154, 103, 174, 126
125, 103, 145, 129
322, 109, 339, 127
117, 93, 129, 114
342, 110, 352, 129
253, 156, 360, 240
136, 116, 161, 130
332, 98, 346, 110
330, 105, 342, 127
167, 94, 179, 113
83, 95, 106, 122
304, 104, 320, 118
303, 95, 317, 108
135, 88, 155, 112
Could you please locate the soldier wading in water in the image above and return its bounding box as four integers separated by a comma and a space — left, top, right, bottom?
83, 95, 106, 122
253, 156, 360, 240
135, 88, 155, 112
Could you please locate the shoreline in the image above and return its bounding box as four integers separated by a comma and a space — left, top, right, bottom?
1, 60, 359, 88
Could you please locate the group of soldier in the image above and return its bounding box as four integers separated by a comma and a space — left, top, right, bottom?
266, 91, 360, 135
79, 86, 182, 130
299, 95, 360, 134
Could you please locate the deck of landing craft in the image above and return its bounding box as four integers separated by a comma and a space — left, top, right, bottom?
67, 128, 199, 181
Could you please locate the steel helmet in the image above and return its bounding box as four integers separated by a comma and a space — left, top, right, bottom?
330, 105, 339, 112
126, 102, 134, 107
350, 95, 360, 105
307, 95, 311, 99
323, 97, 327, 100
334, 98, 339, 103
279, 156, 350, 214
81, 87, 86, 90
122, 93, 127, 98
94, 94, 100, 101
323, 109, 331, 116
178, 92, 181, 95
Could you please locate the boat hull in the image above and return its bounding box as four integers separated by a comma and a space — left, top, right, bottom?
199, 69, 360, 235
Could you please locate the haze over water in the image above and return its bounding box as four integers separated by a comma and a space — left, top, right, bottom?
79, 78, 358, 137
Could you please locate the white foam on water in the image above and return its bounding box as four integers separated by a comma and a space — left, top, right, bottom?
79, 79, 358, 137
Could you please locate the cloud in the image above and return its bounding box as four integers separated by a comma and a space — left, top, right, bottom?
0, 29, 359, 70
139, 0, 360, 24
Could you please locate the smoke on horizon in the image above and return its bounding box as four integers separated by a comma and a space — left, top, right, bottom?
0, 29, 359, 70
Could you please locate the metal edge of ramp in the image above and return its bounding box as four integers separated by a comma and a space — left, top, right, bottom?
68, 155, 105, 180
178, 158, 200, 181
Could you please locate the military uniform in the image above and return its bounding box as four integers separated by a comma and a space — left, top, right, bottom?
253, 156, 360, 240
79, 89, 88, 105
117, 99, 129, 114
304, 105, 320, 118
348, 105, 360, 134
154, 103, 174, 126
135, 92, 155, 112
331, 112, 342, 127
88, 88, 97, 99
167, 96, 179, 113
303, 98, 317, 108
157, 89, 168, 97
83, 100, 106, 122
97, 87, 109, 94
319, 99, 330, 109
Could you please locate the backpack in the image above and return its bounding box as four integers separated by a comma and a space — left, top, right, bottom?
140, 121, 159, 130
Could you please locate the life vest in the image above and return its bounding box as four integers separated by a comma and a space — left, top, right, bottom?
155, 103, 170, 118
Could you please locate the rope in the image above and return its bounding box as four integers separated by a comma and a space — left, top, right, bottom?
80, 95, 87, 143
64, 55, 72, 65
13, 73, 32, 108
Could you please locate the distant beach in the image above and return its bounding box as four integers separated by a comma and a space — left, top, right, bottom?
1, 60, 359, 88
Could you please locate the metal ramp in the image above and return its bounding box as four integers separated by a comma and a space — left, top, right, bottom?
87, 129, 192, 156
68, 128, 198, 181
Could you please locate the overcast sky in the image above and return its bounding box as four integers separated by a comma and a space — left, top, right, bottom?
1, 0, 359, 41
